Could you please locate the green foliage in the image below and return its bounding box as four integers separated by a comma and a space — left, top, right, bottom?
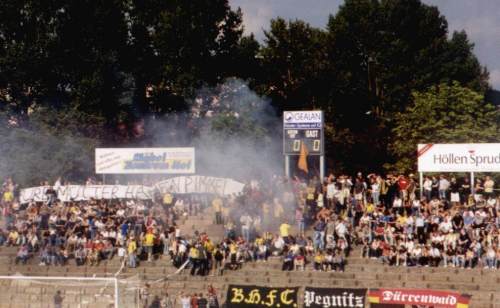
318, 0, 489, 172
389, 82, 500, 172
129, 0, 249, 113
0, 0, 130, 119
252, 0, 491, 173
259, 18, 329, 111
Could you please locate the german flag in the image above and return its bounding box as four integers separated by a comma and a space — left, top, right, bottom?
367, 289, 381, 304
457, 294, 471, 308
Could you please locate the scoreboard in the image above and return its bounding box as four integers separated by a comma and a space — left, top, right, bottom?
283, 110, 324, 155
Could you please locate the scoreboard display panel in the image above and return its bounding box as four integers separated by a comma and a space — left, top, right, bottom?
283, 110, 324, 155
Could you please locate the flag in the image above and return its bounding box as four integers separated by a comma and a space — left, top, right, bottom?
297, 142, 308, 173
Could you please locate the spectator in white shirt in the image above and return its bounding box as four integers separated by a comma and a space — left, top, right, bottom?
438, 175, 450, 200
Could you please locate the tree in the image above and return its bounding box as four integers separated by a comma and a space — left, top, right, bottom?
389, 82, 500, 172
259, 18, 329, 112
0, 0, 496, 179
327, 0, 488, 118
319, 0, 490, 172
0, 0, 131, 119
129, 0, 250, 114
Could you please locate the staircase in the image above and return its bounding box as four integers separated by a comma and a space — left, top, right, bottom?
177, 207, 225, 241
0, 243, 499, 307
0, 210, 499, 308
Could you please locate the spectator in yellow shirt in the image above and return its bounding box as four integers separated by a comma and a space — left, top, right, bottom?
163, 193, 173, 207
127, 238, 137, 268
143, 231, 155, 261
212, 197, 223, 224
279, 223, 291, 243
365, 202, 375, 214
2, 190, 13, 203
313, 251, 325, 271
7, 230, 19, 246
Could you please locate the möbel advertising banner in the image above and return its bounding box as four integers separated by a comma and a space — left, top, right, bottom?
304, 287, 366, 308
226, 285, 299, 308
95, 148, 195, 174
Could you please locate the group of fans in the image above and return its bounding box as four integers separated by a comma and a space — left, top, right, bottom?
352, 174, 499, 269
0, 173, 498, 296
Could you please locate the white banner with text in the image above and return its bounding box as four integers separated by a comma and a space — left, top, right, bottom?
95, 147, 195, 174
418, 143, 500, 172
20, 185, 152, 203
155, 176, 245, 196
19, 176, 245, 203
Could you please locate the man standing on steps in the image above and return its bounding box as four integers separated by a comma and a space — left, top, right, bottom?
179, 292, 191, 308
240, 213, 252, 243
212, 196, 223, 225
198, 293, 208, 308
279, 222, 291, 244
127, 236, 137, 268
144, 228, 155, 262
189, 243, 201, 275
163, 190, 174, 208
53, 290, 63, 308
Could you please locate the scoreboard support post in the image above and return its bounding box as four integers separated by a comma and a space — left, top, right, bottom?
285, 155, 290, 178
320, 155, 325, 181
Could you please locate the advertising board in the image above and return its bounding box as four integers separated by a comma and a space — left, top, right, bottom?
304, 287, 366, 308
367, 288, 471, 308
226, 284, 299, 308
95, 148, 195, 174
283, 111, 324, 155
417, 143, 500, 172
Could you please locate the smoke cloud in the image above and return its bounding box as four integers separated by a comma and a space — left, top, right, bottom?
141, 78, 284, 182
0, 78, 289, 190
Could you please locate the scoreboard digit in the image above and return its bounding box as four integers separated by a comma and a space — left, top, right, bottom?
313, 139, 320, 152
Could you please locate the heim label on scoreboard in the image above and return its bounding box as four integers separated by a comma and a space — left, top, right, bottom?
283, 111, 324, 155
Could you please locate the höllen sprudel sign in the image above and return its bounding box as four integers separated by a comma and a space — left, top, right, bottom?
417, 143, 500, 172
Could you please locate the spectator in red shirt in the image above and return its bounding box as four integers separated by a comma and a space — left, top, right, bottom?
398, 175, 409, 201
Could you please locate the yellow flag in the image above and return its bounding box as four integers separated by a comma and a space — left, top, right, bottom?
297, 142, 308, 173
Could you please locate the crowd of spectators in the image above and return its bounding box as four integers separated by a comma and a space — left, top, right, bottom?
0, 174, 351, 277
210, 175, 351, 273
138, 284, 219, 308
347, 174, 499, 269
0, 173, 498, 277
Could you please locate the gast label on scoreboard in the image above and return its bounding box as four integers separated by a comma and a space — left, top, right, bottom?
283, 111, 324, 155
417, 143, 500, 172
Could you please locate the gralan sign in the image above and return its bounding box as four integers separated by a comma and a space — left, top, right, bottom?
226, 285, 299, 308
283, 110, 324, 155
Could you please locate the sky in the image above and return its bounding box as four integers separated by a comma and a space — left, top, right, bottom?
229, 0, 500, 90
